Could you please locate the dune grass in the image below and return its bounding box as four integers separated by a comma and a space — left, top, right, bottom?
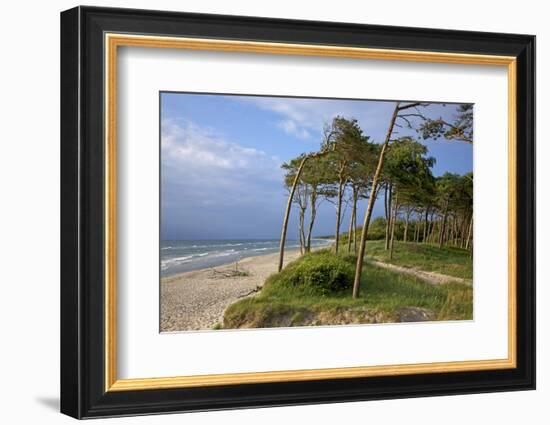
223, 249, 472, 329
363, 240, 473, 279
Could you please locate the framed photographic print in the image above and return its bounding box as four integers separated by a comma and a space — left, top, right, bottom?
60, 6, 535, 419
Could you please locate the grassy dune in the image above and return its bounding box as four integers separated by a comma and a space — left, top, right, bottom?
364, 240, 473, 279
223, 248, 472, 329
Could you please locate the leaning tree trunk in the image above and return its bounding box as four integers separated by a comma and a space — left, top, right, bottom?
460, 213, 468, 248
389, 193, 399, 260
334, 170, 346, 254
353, 194, 359, 253
298, 207, 306, 255
384, 183, 392, 250
305, 189, 317, 253
403, 207, 411, 242
346, 208, 353, 253
353, 209, 359, 253
278, 156, 308, 272
347, 187, 358, 253
465, 212, 473, 250
352, 103, 400, 298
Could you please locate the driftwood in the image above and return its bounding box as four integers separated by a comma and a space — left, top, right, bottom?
237, 286, 262, 298
210, 261, 250, 279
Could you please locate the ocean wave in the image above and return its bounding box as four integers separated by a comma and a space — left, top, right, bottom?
161, 255, 193, 266
161, 252, 210, 266
160, 240, 323, 276
212, 250, 237, 258
189, 242, 245, 249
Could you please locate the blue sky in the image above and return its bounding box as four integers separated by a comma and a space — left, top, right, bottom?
161, 92, 473, 240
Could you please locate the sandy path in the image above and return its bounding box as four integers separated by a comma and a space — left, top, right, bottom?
160, 250, 302, 332
369, 260, 472, 286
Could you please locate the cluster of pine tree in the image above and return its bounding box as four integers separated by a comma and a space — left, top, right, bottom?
278, 102, 473, 298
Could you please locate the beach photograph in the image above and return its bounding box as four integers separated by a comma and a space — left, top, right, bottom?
160, 92, 474, 332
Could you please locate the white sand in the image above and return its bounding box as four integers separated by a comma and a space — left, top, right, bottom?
160, 250, 302, 332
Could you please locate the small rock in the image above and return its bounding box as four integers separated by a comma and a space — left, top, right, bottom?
396, 307, 435, 322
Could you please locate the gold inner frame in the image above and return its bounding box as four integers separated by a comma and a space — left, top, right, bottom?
104, 33, 517, 392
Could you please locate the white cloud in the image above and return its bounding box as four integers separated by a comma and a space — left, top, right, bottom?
276, 119, 311, 140
161, 119, 285, 211
236, 96, 467, 148
161, 119, 269, 171
245, 97, 325, 138
239, 96, 396, 144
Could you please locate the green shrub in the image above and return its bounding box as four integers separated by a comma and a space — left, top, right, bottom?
273, 251, 354, 295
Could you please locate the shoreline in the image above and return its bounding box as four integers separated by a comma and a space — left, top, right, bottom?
161, 247, 301, 283
160, 249, 305, 332
160, 238, 334, 281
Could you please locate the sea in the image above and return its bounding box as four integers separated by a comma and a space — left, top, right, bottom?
160, 239, 333, 277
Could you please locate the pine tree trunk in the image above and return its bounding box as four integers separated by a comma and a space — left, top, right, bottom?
389, 192, 399, 260
450, 216, 455, 246
347, 188, 358, 253
278, 156, 308, 272
428, 217, 436, 243
305, 189, 317, 253
460, 214, 467, 248
353, 103, 400, 298
346, 203, 353, 253
423, 207, 429, 243
385, 183, 392, 250
298, 207, 306, 255
454, 216, 459, 246
438, 199, 449, 248
353, 200, 358, 253
334, 174, 345, 254
403, 207, 411, 242
465, 212, 473, 250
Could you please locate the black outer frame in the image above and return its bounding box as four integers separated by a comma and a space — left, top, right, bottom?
60, 5, 535, 419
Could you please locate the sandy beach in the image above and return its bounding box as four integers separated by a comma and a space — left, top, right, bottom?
160, 249, 303, 332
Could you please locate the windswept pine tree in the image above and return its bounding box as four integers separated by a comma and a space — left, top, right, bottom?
418, 104, 473, 144
381, 137, 435, 259
352, 101, 431, 298
282, 154, 334, 254
277, 128, 337, 272
275, 102, 473, 300
321, 117, 373, 253
282, 155, 310, 255
345, 141, 379, 253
